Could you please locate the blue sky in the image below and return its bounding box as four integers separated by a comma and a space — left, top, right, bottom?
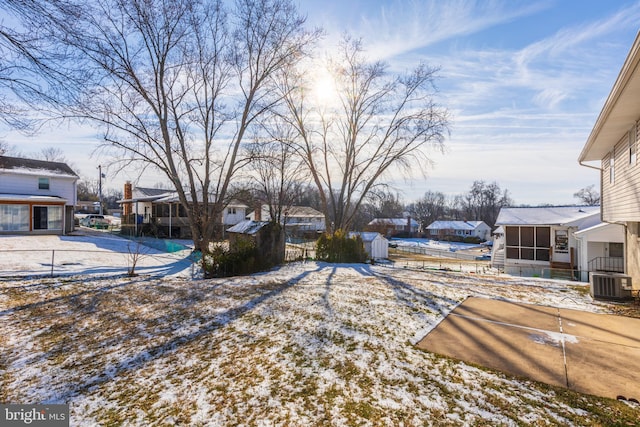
300, 0, 640, 205
4, 0, 640, 205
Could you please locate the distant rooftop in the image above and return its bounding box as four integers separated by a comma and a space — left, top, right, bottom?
0, 155, 78, 178
368, 218, 419, 227
427, 220, 488, 230
496, 206, 600, 227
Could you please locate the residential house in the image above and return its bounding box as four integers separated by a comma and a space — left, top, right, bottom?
118, 183, 249, 238
578, 31, 640, 288
76, 200, 101, 214
426, 220, 491, 242
0, 155, 78, 235
493, 206, 604, 279
246, 205, 326, 232
366, 217, 419, 237
573, 219, 625, 281
349, 231, 389, 260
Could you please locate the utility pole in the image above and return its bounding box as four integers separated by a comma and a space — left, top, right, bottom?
98, 165, 103, 215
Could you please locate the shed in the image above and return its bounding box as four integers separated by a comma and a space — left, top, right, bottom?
350, 232, 388, 260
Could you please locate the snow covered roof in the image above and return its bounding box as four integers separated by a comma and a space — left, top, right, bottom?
427, 220, 488, 230
119, 186, 249, 208
368, 218, 419, 227
0, 194, 67, 203
574, 221, 625, 239
285, 206, 324, 218
349, 231, 387, 242
226, 220, 270, 235
495, 206, 600, 227
133, 187, 172, 198
0, 155, 78, 178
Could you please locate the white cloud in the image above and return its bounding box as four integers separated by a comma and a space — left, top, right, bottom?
355, 0, 550, 61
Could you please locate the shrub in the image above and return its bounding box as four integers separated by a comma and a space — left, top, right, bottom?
203, 238, 262, 278
463, 236, 482, 244
316, 230, 367, 263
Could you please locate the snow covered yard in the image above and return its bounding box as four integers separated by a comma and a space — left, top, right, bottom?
0, 233, 194, 278
1, 261, 638, 425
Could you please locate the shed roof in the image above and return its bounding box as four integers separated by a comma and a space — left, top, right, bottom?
226, 220, 270, 235
349, 231, 386, 243
495, 206, 600, 227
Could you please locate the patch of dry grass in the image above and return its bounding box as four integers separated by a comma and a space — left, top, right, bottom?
1, 265, 639, 426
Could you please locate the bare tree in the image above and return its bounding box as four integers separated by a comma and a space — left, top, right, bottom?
247, 119, 308, 224
459, 180, 512, 227
279, 36, 449, 232
16, 0, 318, 254
0, 0, 84, 130
0, 141, 11, 155
36, 147, 67, 162
408, 190, 449, 230
574, 184, 600, 205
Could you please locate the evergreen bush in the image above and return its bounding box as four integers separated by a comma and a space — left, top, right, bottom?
203, 238, 262, 277
316, 230, 367, 263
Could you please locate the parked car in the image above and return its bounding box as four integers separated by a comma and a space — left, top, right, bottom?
80, 214, 110, 228
475, 253, 491, 261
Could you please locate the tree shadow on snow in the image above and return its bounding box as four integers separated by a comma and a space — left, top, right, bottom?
22, 263, 325, 404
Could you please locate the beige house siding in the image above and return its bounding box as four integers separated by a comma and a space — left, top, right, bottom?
602, 122, 640, 222
626, 222, 640, 290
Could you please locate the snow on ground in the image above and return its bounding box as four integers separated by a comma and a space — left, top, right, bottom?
1, 233, 638, 425
390, 237, 483, 252
0, 231, 194, 278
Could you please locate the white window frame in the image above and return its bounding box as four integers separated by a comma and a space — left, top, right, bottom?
610, 150, 615, 184
38, 177, 50, 190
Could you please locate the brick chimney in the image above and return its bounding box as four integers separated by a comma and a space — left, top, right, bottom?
254, 205, 262, 222
123, 181, 133, 216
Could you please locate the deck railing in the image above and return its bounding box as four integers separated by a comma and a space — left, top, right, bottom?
588, 257, 624, 273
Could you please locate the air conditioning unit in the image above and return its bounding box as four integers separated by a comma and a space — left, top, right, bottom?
589, 272, 633, 300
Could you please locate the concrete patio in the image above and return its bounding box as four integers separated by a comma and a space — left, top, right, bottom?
416, 297, 640, 400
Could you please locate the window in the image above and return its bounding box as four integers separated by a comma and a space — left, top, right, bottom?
0, 204, 29, 231
505, 226, 550, 261
555, 230, 568, 252
227, 207, 236, 215
520, 227, 534, 247
609, 242, 624, 258
610, 151, 615, 184
38, 177, 50, 190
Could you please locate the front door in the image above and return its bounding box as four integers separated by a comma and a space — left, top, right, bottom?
553, 229, 570, 263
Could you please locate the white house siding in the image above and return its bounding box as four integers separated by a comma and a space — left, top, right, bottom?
0, 173, 77, 205
602, 125, 640, 222
578, 223, 625, 276
223, 207, 247, 225
473, 223, 492, 241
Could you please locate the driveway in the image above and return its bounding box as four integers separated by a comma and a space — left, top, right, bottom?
416, 297, 640, 400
